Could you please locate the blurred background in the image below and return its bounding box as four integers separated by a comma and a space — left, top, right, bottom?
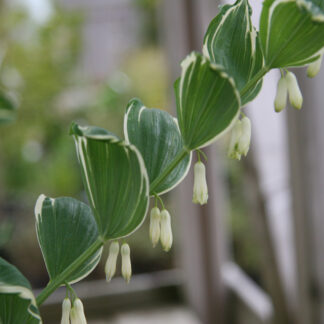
0, 0, 323, 323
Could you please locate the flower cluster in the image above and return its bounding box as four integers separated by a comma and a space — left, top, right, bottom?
149, 207, 173, 251
104, 242, 132, 283
61, 298, 87, 324
274, 71, 303, 112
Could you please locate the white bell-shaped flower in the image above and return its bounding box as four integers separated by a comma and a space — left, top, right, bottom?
149, 207, 161, 247
192, 161, 208, 205
307, 55, 322, 78
274, 75, 288, 112
70, 298, 87, 324
160, 209, 173, 252
238, 116, 251, 157
228, 118, 243, 160
286, 71, 303, 110
61, 298, 71, 324
121, 243, 132, 283
105, 241, 119, 282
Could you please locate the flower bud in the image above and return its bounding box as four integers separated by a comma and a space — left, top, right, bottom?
228, 119, 242, 160
70, 298, 87, 324
238, 116, 251, 157
149, 207, 161, 247
307, 55, 322, 78
121, 243, 132, 283
192, 161, 208, 205
105, 241, 119, 282
160, 209, 173, 252
274, 75, 288, 112
286, 71, 303, 110
61, 298, 71, 324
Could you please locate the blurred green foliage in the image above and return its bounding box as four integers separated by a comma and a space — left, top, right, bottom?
134, 0, 159, 44
0, 6, 83, 200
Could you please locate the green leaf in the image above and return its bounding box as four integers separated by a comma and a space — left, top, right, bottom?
175, 52, 241, 150
0, 90, 17, 124
70, 122, 149, 240
0, 257, 41, 324
124, 98, 192, 195
260, 0, 324, 68
203, 0, 264, 105
35, 195, 102, 284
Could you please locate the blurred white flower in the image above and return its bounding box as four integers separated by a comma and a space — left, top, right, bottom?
307, 55, 322, 78
149, 207, 161, 247
121, 243, 132, 283
70, 298, 87, 324
228, 118, 242, 160
160, 209, 173, 252
105, 241, 119, 282
274, 75, 288, 112
60, 298, 71, 324
238, 116, 251, 157
228, 117, 252, 160
286, 71, 303, 110
192, 161, 208, 205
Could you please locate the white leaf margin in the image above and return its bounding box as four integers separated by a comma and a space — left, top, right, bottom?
71, 125, 150, 239
34, 194, 103, 285
177, 52, 241, 150
123, 100, 193, 197
263, 0, 324, 66
0, 283, 42, 322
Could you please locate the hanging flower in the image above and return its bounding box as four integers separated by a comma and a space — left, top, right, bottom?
160, 209, 173, 252
238, 116, 251, 157
228, 116, 252, 160
105, 241, 119, 282
149, 207, 161, 247
286, 71, 303, 110
228, 119, 243, 159
192, 161, 208, 205
307, 55, 322, 78
70, 298, 87, 324
121, 243, 132, 283
274, 75, 288, 112
60, 298, 71, 324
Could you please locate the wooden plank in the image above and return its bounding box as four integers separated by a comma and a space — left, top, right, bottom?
222, 262, 273, 324
287, 68, 324, 324
37, 270, 184, 322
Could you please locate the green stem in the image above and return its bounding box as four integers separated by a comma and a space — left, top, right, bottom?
197, 149, 208, 162
154, 193, 165, 210
240, 66, 270, 98
36, 238, 103, 306
150, 147, 190, 194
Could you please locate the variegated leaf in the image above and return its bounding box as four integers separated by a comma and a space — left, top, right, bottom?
0, 257, 41, 324
175, 52, 241, 150
35, 195, 103, 284
260, 0, 324, 68
203, 0, 264, 105
70, 123, 149, 240
124, 98, 192, 196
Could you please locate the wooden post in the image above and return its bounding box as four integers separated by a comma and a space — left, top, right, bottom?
243, 150, 294, 324
287, 68, 324, 324
158, 1, 229, 323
